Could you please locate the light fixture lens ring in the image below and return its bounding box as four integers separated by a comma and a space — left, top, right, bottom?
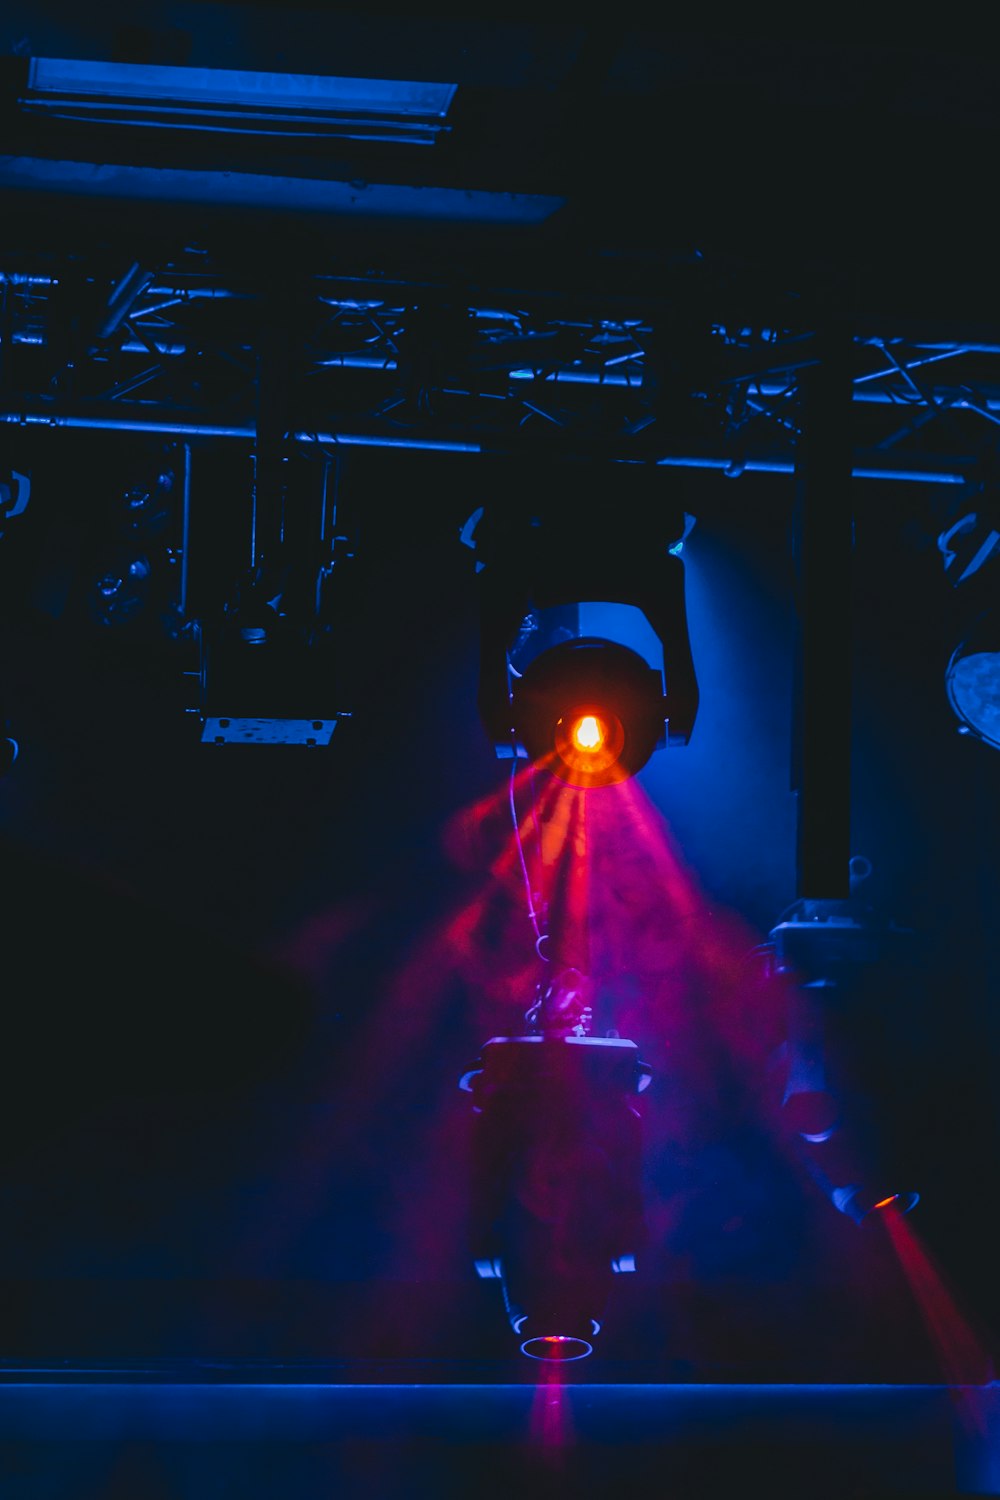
520, 1334, 593, 1361
553, 707, 626, 786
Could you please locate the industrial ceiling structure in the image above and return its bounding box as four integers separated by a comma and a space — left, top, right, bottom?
4, 8, 1000, 511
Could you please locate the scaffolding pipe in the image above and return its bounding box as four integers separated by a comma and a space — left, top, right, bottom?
0, 409, 967, 482
792, 332, 854, 900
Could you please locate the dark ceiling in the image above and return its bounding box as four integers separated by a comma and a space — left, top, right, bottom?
5, 3, 1000, 313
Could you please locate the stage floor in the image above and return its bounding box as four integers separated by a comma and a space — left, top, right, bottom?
1, 1372, 997, 1497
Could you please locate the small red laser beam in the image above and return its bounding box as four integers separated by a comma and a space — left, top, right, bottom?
880, 1208, 995, 1434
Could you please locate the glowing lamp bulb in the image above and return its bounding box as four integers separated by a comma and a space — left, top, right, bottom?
572, 715, 604, 752
553, 708, 626, 786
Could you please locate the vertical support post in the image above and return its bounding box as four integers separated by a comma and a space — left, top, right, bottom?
792, 330, 854, 900
0, 276, 10, 403
251, 296, 292, 579
178, 441, 192, 620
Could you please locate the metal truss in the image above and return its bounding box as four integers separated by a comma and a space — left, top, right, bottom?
4, 258, 1000, 489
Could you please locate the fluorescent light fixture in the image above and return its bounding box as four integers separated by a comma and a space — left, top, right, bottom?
23, 58, 458, 145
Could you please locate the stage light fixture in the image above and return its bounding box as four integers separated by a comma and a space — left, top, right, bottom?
461, 971, 649, 1359
197, 595, 341, 746
469, 462, 698, 786
938, 506, 1000, 748
767, 889, 920, 1228
513, 629, 666, 787
831, 1185, 920, 1224
0, 468, 30, 539
945, 628, 1000, 749
0, 731, 17, 777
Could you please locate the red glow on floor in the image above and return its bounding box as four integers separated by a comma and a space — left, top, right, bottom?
528, 1355, 575, 1459
880, 1208, 994, 1431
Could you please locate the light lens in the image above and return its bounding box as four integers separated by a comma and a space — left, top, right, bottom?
946, 648, 1000, 748
870, 1191, 919, 1216
572, 714, 605, 752
553, 708, 626, 787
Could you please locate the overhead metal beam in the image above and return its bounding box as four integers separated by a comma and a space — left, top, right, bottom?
791, 330, 855, 900
0, 408, 968, 484
0, 156, 565, 226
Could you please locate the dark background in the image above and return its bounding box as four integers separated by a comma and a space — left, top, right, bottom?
0, 445, 995, 1383
0, 0, 998, 1395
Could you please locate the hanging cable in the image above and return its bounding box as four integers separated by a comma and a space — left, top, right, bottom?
509, 756, 549, 960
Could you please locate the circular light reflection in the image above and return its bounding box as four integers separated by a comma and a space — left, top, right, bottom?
520, 1334, 593, 1362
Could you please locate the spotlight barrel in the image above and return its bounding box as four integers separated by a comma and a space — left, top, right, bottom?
462, 1033, 648, 1359
513, 638, 666, 786
472, 465, 699, 780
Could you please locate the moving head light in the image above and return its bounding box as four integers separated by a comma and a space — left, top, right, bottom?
470, 458, 698, 785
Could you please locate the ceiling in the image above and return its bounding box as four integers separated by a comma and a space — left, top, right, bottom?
4, 7, 1000, 488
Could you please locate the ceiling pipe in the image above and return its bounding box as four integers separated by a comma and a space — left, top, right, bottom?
0, 409, 967, 482
9, 337, 997, 422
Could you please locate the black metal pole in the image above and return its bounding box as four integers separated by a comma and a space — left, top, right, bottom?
251, 296, 292, 579
792, 332, 854, 899
178, 441, 192, 621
